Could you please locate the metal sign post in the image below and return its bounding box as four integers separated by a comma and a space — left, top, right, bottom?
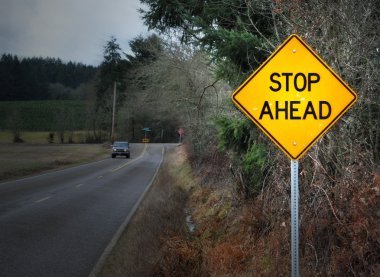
178, 128, 185, 144
291, 160, 299, 277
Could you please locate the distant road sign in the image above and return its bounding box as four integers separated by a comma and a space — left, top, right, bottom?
178, 128, 185, 136
232, 34, 357, 160
142, 138, 149, 143
178, 127, 185, 143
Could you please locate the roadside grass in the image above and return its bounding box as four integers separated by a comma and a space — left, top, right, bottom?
0, 143, 109, 181
98, 145, 242, 276
99, 145, 290, 276
0, 130, 89, 144
132, 146, 380, 276
99, 146, 197, 277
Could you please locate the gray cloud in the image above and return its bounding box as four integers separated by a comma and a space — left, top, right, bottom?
0, 0, 149, 65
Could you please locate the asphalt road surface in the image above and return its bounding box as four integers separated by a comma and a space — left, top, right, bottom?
0, 143, 168, 277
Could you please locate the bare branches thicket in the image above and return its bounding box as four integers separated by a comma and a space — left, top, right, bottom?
121, 41, 230, 155
241, 0, 380, 275
284, 0, 379, 167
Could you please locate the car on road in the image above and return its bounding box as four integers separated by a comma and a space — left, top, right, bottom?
111, 141, 130, 158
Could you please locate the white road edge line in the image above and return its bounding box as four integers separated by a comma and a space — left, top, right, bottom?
35, 196, 51, 203
89, 145, 165, 277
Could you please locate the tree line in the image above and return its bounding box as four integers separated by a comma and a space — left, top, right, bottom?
0, 54, 97, 101
0, 34, 196, 144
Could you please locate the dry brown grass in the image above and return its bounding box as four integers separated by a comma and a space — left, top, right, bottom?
0, 143, 109, 181
153, 145, 379, 276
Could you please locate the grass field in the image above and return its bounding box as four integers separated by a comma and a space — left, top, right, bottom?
0, 143, 109, 181
0, 100, 87, 131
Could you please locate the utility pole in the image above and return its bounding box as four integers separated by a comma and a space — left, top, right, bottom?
111, 81, 116, 142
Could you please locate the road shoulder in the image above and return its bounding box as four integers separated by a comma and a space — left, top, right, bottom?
97, 145, 191, 276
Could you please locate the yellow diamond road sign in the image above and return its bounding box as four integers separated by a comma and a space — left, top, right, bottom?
232, 34, 357, 160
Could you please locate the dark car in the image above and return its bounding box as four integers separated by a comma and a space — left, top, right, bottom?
111, 141, 130, 158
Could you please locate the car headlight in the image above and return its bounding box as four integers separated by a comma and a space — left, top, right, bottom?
113, 148, 117, 151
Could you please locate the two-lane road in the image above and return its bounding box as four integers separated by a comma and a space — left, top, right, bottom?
0, 143, 168, 277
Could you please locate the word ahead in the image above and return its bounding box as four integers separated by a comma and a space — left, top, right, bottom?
232, 34, 357, 160
259, 100, 331, 120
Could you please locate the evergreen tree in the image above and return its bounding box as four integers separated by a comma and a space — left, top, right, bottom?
0, 54, 97, 101
140, 0, 276, 83
96, 36, 128, 111
127, 34, 163, 64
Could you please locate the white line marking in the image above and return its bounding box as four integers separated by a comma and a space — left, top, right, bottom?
97, 176, 103, 179
35, 196, 51, 203
75, 183, 84, 188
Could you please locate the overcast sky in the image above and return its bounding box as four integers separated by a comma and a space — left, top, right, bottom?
0, 0, 150, 65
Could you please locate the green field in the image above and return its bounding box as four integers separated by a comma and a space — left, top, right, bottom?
0, 100, 87, 131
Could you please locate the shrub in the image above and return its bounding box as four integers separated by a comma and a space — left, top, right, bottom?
216, 116, 269, 197
216, 116, 251, 153
242, 143, 267, 194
